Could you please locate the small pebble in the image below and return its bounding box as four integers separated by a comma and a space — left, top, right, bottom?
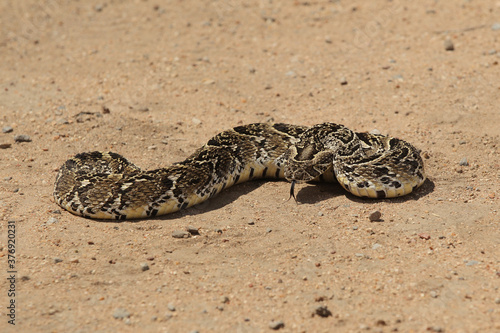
444, 39, 454, 51
418, 233, 431, 240
69, 258, 79, 263
492, 22, 500, 31
494, 298, 500, 304
47, 217, 58, 224
112, 308, 131, 319
14, 134, 31, 142
192, 117, 202, 125
459, 158, 469, 166
140, 263, 150, 271
314, 306, 332, 317
430, 291, 439, 298
57, 118, 69, 125
147, 145, 157, 150
186, 226, 200, 235
266, 228, 272, 233
340, 77, 348, 85
465, 260, 479, 266
269, 320, 285, 330
369, 211, 382, 222
0, 143, 12, 149
53, 257, 63, 264
317, 211, 324, 217
221, 296, 230, 304
167, 303, 176, 311
372, 243, 382, 250
2, 126, 13, 133
285, 70, 297, 78
172, 230, 190, 238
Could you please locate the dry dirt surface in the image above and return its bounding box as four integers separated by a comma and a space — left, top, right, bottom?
1, 1, 499, 332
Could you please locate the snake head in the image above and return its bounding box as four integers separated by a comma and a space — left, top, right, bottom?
284, 145, 334, 183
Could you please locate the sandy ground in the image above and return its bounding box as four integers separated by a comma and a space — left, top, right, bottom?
1, 0, 499, 332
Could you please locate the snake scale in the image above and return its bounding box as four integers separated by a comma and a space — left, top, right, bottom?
53, 123, 426, 220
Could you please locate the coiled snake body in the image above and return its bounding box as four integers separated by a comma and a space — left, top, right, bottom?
54, 123, 425, 220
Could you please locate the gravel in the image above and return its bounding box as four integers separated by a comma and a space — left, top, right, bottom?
14, 134, 31, 142
418, 233, 431, 240
167, 303, 176, 311
269, 320, 285, 330
113, 308, 131, 319
314, 305, 332, 317
369, 210, 382, 222
465, 260, 479, 266
444, 39, 454, 51
2, 126, 13, 133
53, 257, 63, 264
186, 226, 200, 235
172, 230, 190, 238
459, 157, 469, 166
140, 263, 150, 271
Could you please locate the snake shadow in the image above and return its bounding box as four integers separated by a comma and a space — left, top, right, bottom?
157, 180, 283, 221
101, 178, 434, 222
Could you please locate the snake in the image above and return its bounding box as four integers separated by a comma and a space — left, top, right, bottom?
53, 123, 426, 220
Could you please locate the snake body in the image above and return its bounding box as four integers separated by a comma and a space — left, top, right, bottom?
53, 123, 425, 220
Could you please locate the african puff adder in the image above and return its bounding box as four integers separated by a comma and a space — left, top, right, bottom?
53, 122, 426, 220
